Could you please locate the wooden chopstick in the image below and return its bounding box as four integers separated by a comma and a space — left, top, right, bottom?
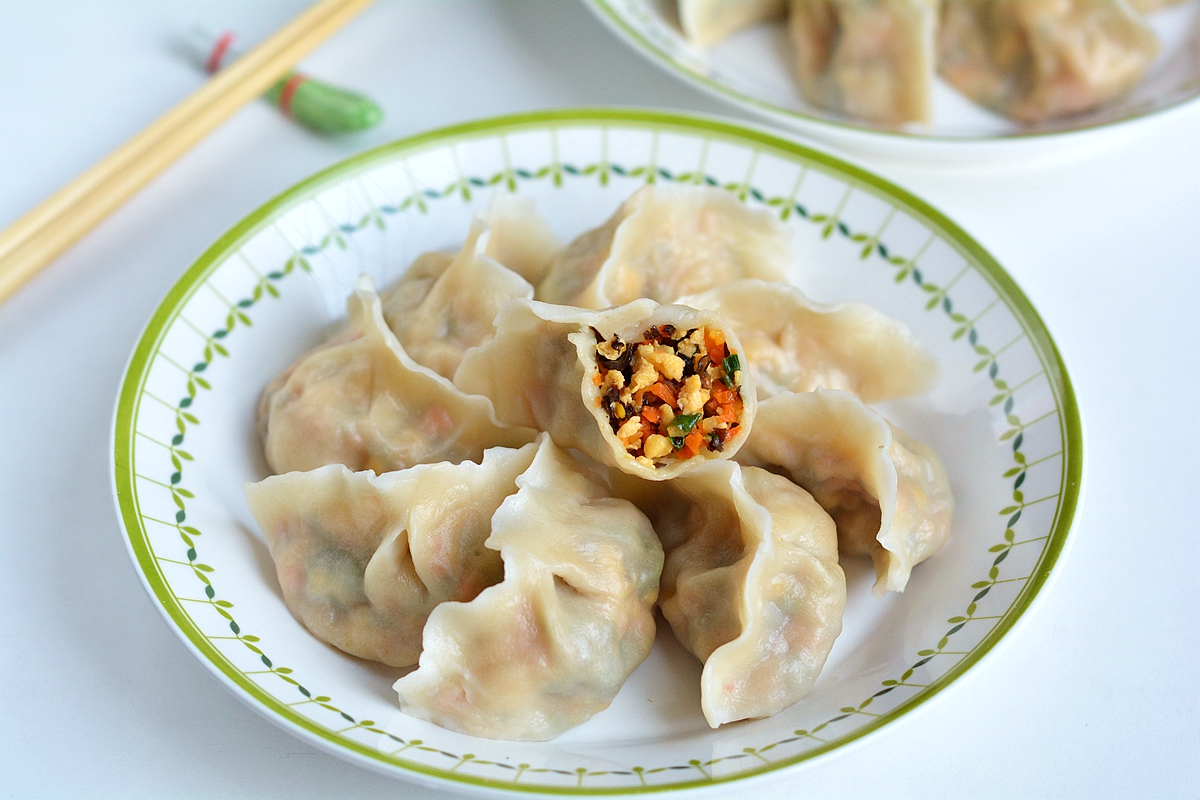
0, 0, 376, 304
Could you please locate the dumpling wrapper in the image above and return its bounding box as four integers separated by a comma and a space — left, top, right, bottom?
678, 279, 937, 401
244, 443, 538, 667
789, 0, 940, 125
394, 434, 663, 741
679, 0, 787, 47
1127, 0, 1187, 11
938, 0, 1161, 123
258, 275, 535, 475
454, 297, 757, 481
650, 461, 845, 727
381, 218, 534, 380
477, 193, 561, 286
736, 389, 953, 596
537, 184, 790, 309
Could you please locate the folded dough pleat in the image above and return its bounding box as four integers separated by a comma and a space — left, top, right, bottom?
381, 218, 534, 380
454, 297, 757, 480
537, 185, 790, 309
650, 461, 845, 727
678, 279, 937, 401
244, 443, 539, 667
258, 275, 535, 475
393, 434, 663, 741
736, 389, 953, 596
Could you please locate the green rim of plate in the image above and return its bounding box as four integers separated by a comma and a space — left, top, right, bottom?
584, 0, 1198, 144
111, 107, 1083, 794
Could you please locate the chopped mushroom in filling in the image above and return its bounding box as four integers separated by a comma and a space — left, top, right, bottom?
592, 324, 745, 467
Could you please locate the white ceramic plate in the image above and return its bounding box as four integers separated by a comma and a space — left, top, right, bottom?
584, 0, 1200, 159
112, 109, 1082, 796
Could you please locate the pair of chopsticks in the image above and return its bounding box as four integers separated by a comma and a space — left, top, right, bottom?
0, 0, 375, 305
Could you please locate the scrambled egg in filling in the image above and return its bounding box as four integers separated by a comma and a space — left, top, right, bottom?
592, 324, 745, 467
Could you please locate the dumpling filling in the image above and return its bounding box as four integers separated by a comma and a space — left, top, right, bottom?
592, 324, 745, 467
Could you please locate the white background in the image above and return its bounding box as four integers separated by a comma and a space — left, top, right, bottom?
1, 1, 1197, 797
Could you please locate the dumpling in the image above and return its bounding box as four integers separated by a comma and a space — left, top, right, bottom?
1127, 0, 1187, 10
789, 0, 940, 125
939, 0, 1161, 123
477, 193, 561, 286
393, 434, 663, 741
536, 185, 790, 309
381, 218, 534, 380
649, 461, 845, 727
735, 389, 953, 596
679, 0, 787, 47
678, 279, 937, 401
258, 275, 535, 475
243, 443, 538, 667
454, 298, 757, 480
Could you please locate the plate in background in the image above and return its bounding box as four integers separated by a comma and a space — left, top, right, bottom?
585, 0, 1200, 160
111, 108, 1082, 795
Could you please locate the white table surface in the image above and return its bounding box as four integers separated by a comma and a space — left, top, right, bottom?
2, 1, 1197, 797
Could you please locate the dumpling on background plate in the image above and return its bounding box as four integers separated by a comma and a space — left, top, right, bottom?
736, 389, 953, 596
939, 0, 1162, 123
536, 184, 790, 309
455, 297, 757, 481
648, 461, 845, 727
678, 278, 937, 401
678, 0, 787, 46
244, 443, 538, 667
258, 276, 534, 475
394, 434, 663, 741
788, 0, 940, 125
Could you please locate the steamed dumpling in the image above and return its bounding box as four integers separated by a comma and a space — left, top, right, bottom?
650, 461, 845, 727
537, 185, 790, 309
789, 0, 940, 125
736, 389, 953, 596
393, 434, 663, 740
939, 0, 1161, 123
258, 275, 535, 475
381, 218, 534, 380
679, 0, 787, 47
477, 193, 561, 286
244, 444, 538, 667
678, 279, 937, 401
454, 298, 757, 481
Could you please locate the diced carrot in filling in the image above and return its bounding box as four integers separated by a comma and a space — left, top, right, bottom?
591, 324, 745, 467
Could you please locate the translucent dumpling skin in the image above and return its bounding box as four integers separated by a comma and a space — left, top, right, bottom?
244, 445, 538, 667
736, 389, 953, 596
258, 276, 534, 475
679, 0, 788, 47
537, 185, 790, 309
939, 0, 1161, 123
393, 435, 663, 741
651, 461, 845, 726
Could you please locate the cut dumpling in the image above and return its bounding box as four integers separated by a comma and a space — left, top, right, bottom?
679, 0, 787, 47
244, 443, 538, 667
393, 434, 663, 741
735, 389, 953, 596
678, 279, 937, 401
455, 298, 756, 481
477, 193, 561, 286
939, 0, 1161, 123
381, 218, 534, 380
258, 275, 535, 475
650, 461, 845, 727
789, 0, 940, 125
537, 185, 790, 309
